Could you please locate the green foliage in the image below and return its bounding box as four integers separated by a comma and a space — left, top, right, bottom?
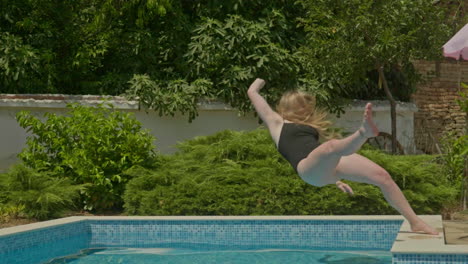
297, 0, 450, 107
440, 83, 467, 206
359, 146, 456, 213
126, 76, 213, 121
126, 8, 305, 119
441, 133, 468, 184
0, 0, 459, 119
183, 14, 301, 115
347, 65, 420, 102
457, 83, 468, 113
16, 102, 156, 211
0, 165, 83, 220
0, 204, 25, 223
440, 131, 468, 209
0, 0, 175, 94
0, 32, 40, 92
1, 0, 308, 118
124, 129, 456, 216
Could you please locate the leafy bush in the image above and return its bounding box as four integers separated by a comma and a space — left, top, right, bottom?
440, 131, 468, 209
457, 83, 468, 113
124, 129, 457, 216
16, 102, 157, 211
440, 133, 467, 185
0, 204, 25, 223
0, 164, 83, 220
358, 146, 457, 214
454, 83, 468, 208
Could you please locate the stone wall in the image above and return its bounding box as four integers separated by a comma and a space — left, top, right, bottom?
412, 60, 468, 154
0, 95, 417, 172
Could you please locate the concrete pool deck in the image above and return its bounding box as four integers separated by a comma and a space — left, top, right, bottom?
1, 215, 467, 256
444, 220, 468, 245
391, 215, 468, 254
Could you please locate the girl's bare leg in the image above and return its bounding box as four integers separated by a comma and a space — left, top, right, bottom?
296, 103, 438, 235
297, 103, 378, 186
335, 154, 439, 235
328, 102, 379, 156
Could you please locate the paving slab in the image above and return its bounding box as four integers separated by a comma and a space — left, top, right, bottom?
392, 215, 468, 254
444, 220, 468, 245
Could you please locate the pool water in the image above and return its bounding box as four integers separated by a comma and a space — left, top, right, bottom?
49, 248, 392, 264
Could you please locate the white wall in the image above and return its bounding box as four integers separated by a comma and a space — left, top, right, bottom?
329, 100, 418, 154
0, 95, 417, 172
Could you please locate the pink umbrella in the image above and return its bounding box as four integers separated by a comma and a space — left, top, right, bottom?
443, 23, 468, 60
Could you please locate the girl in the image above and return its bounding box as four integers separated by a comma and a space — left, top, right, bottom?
247, 78, 438, 235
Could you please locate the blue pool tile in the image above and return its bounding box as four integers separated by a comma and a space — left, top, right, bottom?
393, 253, 468, 264
0, 220, 88, 254
85, 220, 401, 251
11, 218, 468, 264
0, 233, 90, 264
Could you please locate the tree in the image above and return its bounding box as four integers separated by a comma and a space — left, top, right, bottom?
0, 0, 174, 94
2, 0, 307, 119
299, 0, 450, 153
126, 2, 306, 120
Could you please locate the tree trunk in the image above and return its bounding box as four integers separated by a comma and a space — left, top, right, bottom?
377, 65, 398, 154
465, 94, 468, 210
464, 113, 468, 210
461, 148, 467, 210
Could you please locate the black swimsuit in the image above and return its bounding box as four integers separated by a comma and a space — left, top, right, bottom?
278, 123, 321, 172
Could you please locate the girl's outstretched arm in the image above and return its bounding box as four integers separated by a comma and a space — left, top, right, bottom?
247, 78, 283, 144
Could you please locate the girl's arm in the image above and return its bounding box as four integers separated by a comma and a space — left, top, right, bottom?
247, 78, 283, 144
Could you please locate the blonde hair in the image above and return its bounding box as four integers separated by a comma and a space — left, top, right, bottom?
276, 91, 339, 140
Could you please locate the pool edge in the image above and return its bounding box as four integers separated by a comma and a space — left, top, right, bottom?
2, 215, 467, 255
0, 215, 404, 237
391, 215, 468, 255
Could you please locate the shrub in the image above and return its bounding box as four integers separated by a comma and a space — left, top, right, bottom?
0, 204, 25, 223
440, 133, 467, 184
16, 102, 157, 211
0, 164, 84, 220
358, 146, 457, 214
123, 129, 457, 216
440, 132, 468, 209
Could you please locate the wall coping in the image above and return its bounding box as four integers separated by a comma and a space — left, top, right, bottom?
0, 94, 418, 112
0, 94, 140, 110
346, 99, 418, 112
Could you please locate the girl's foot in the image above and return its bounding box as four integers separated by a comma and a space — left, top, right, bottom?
360, 103, 379, 138
411, 221, 439, 235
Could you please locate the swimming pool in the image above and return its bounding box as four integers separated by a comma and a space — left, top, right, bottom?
0, 216, 467, 264
46, 248, 393, 264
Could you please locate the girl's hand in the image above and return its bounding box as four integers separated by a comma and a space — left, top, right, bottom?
248, 78, 266, 93
336, 181, 354, 196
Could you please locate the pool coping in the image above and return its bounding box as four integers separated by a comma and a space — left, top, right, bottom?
1, 215, 467, 255
391, 215, 468, 255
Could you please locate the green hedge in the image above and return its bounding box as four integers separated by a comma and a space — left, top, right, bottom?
123, 129, 457, 216
0, 164, 84, 220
